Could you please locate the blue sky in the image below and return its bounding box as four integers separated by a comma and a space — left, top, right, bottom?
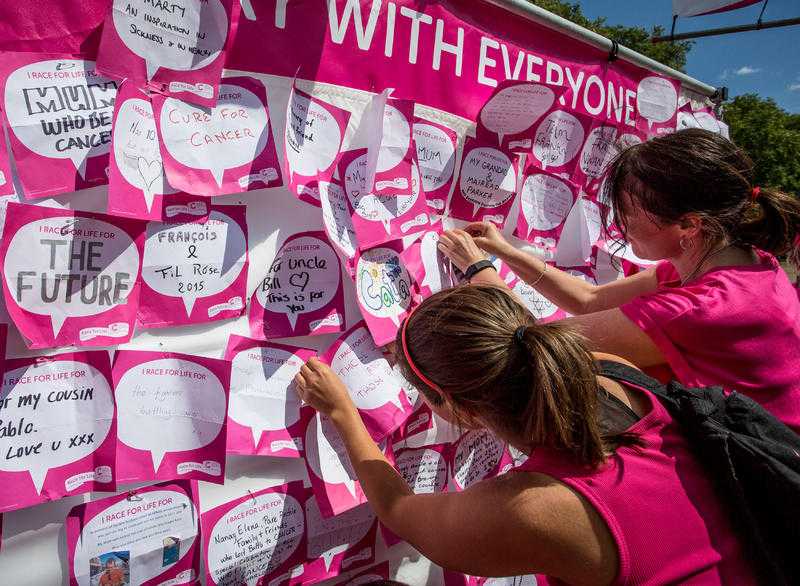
574, 0, 800, 112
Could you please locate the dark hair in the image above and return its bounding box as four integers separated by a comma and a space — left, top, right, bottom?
395, 285, 638, 468
602, 128, 800, 258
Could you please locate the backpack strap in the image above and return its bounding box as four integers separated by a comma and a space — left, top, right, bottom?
597, 360, 679, 410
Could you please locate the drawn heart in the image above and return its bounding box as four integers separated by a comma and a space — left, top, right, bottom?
289, 272, 310, 292
137, 157, 163, 189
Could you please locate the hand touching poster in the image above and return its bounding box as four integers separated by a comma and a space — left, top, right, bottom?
225, 335, 315, 458
113, 350, 230, 484
66, 480, 200, 586
250, 231, 346, 339
0, 351, 116, 512
139, 206, 249, 327
400, 229, 455, 298
0, 53, 117, 198
155, 76, 282, 196
0, 203, 144, 349
97, 0, 240, 107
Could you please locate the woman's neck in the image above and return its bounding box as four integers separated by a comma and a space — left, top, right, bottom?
669, 242, 757, 284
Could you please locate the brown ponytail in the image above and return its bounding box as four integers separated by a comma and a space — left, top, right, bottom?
603, 128, 800, 259
395, 285, 637, 468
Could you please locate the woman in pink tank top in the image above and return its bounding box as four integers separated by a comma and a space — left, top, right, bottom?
293, 286, 758, 585
436, 129, 800, 431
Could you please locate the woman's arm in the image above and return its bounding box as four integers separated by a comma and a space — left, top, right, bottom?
294, 359, 618, 584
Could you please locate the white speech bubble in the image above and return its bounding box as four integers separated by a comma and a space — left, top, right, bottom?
320, 181, 358, 258
229, 346, 304, 447
453, 430, 504, 490
480, 83, 555, 144
113, 97, 177, 211
520, 174, 573, 236
112, 0, 228, 80
458, 147, 517, 216
482, 576, 537, 586
142, 210, 247, 316
0, 359, 114, 494
285, 89, 343, 177
345, 153, 421, 234
677, 110, 701, 130
512, 279, 559, 320
419, 231, 452, 294
160, 83, 269, 186
3, 59, 116, 177
579, 127, 618, 179
306, 413, 359, 499
306, 499, 375, 572
207, 490, 304, 586
413, 123, 456, 193
396, 448, 447, 494
115, 357, 227, 472
255, 235, 341, 330
355, 247, 413, 327
694, 111, 721, 134
3, 216, 140, 338
636, 76, 678, 129
331, 326, 405, 411
377, 104, 411, 172
533, 110, 585, 170
72, 489, 198, 586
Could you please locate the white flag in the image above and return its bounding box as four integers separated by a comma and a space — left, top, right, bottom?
673, 0, 762, 17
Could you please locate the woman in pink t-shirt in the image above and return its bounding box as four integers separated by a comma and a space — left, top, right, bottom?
439, 129, 800, 431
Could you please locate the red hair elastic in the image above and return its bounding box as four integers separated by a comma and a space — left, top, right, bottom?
751, 186, 761, 201
400, 307, 443, 394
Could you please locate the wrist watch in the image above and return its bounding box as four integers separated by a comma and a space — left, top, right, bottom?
464, 260, 496, 282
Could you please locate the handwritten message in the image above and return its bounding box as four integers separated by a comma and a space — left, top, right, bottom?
478, 81, 555, 147
413, 119, 457, 207
452, 430, 505, 491
320, 180, 358, 260
450, 140, 517, 226
532, 109, 587, 174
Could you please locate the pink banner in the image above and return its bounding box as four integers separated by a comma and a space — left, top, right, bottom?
154, 75, 282, 196
391, 402, 435, 443
448, 138, 519, 228
112, 350, 230, 484
66, 480, 200, 586
224, 335, 315, 458
97, 0, 241, 107
0, 53, 117, 199
202, 481, 307, 586
0, 120, 15, 197
250, 230, 346, 339
0, 351, 116, 513
284, 84, 352, 207
321, 322, 413, 440
0, 203, 144, 349
353, 240, 417, 346
413, 117, 459, 215
138, 205, 249, 328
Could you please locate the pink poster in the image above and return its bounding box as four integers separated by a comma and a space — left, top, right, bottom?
400, 229, 456, 299
530, 107, 593, 177
321, 322, 413, 441
250, 230, 346, 340
333, 561, 391, 585
391, 403, 435, 444
320, 179, 359, 261
448, 138, 519, 228
513, 163, 579, 257
0, 53, 117, 199
202, 481, 307, 586
97, 0, 240, 107
225, 335, 315, 458
302, 496, 377, 583
340, 149, 431, 250
304, 412, 391, 518
570, 120, 620, 195
138, 205, 249, 328
495, 259, 566, 323
353, 241, 416, 346
0, 351, 116, 513
413, 117, 459, 215
0, 119, 15, 197
477, 80, 561, 152
371, 98, 415, 197
154, 75, 282, 196
112, 350, 230, 484
107, 80, 211, 222
0, 203, 144, 349
284, 84, 351, 207
66, 480, 201, 586
449, 429, 510, 492
634, 73, 680, 136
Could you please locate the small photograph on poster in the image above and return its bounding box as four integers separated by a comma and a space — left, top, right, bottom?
90, 551, 130, 586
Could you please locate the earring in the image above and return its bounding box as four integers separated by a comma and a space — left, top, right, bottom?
679, 237, 693, 251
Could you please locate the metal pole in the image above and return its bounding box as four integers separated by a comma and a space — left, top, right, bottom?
481, 0, 718, 97
652, 16, 800, 42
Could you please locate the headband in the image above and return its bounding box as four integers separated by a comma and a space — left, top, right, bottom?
400, 307, 443, 394
751, 186, 761, 202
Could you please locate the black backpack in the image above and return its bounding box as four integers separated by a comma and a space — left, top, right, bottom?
599, 360, 800, 586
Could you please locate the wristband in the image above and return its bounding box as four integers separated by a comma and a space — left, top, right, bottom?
464, 260, 496, 282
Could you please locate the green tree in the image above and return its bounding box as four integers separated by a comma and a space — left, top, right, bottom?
527, 0, 692, 72
723, 94, 800, 194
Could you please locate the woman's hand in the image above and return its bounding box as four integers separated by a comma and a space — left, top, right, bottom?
438, 229, 487, 272
463, 222, 512, 257
294, 357, 357, 424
